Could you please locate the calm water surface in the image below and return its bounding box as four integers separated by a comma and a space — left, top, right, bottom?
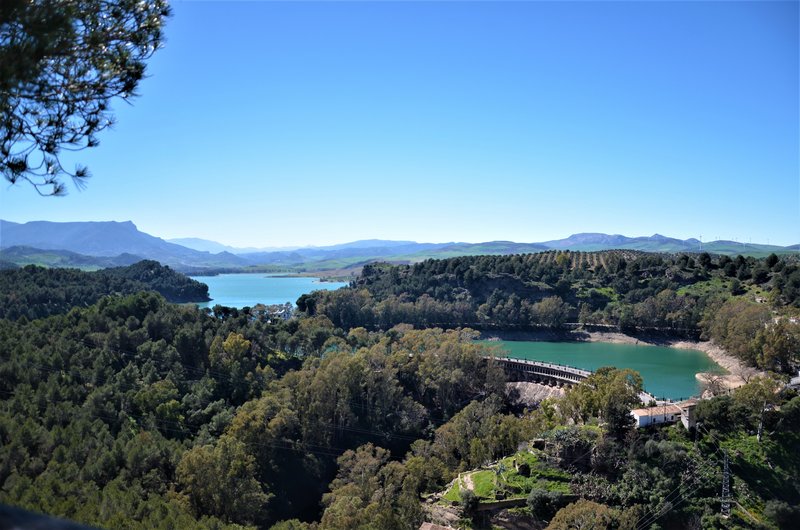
482, 340, 723, 400
191, 273, 348, 309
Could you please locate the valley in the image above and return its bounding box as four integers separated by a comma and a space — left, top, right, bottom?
2, 1, 796, 528
1, 247, 797, 529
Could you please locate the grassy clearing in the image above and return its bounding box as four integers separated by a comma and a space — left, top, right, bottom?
471, 470, 496, 498
496, 451, 572, 496
574, 284, 619, 302
592, 286, 618, 301
724, 435, 796, 505
442, 478, 462, 502
440, 450, 572, 504
678, 277, 770, 303
676, 277, 730, 297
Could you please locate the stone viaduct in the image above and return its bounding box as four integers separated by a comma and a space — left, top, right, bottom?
490, 356, 660, 403
491, 356, 591, 387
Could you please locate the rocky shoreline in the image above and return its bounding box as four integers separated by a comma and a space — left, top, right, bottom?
580, 332, 764, 391
483, 329, 761, 392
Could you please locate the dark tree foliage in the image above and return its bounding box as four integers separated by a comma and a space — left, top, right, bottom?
1, 0, 171, 195
695, 395, 750, 433
0, 260, 209, 320
1, 265, 798, 529
526, 488, 565, 520
305, 251, 799, 340
0, 288, 524, 527
102, 260, 210, 303
772, 261, 800, 307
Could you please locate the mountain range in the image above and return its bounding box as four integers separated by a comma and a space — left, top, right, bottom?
1, 220, 796, 273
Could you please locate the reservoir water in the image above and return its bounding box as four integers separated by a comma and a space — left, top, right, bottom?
191, 273, 348, 309
483, 340, 723, 400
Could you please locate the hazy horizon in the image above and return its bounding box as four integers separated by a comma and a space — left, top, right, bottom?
1, 1, 797, 247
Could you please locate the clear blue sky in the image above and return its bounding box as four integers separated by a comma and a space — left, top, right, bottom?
2, 0, 798, 247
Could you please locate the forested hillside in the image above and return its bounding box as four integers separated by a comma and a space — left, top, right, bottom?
1, 257, 798, 529
0, 292, 525, 528
1, 289, 797, 529
0, 261, 210, 320
303, 251, 800, 372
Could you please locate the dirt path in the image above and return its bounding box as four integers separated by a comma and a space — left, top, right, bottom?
462, 472, 475, 492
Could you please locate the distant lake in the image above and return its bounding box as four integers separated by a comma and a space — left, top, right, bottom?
191, 273, 348, 309
482, 340, 723, 400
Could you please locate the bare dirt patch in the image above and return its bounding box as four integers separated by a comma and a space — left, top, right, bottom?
507, 382, 565, 407
462, 472, 475, 492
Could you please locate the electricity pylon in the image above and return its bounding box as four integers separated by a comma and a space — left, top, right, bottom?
721, 449, 731, 518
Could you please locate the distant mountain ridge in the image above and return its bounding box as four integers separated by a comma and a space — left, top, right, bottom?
542, 232, 702, 252
0, 246, 143, 270
168, 237, 444, 255
167, 237, 303, 254
1, 220, 796, 272
0, 220, 247, 269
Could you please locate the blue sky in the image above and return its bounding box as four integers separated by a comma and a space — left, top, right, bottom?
2, 0, 798, 247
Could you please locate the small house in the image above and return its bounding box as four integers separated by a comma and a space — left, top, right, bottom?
631, 399, 699, 429
631, 404, 682, 428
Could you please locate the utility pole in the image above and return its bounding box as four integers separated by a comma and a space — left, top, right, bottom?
721, 449, 731, 518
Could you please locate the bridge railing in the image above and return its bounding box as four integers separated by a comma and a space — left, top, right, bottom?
491, 356, 592, 377
489, 356, 699, 402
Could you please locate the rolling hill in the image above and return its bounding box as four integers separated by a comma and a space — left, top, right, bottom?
0, 220, 247, 269
2, 219, 796, 272
0, 246, 143, 270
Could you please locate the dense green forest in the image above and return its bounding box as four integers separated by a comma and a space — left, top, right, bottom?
0, 290, 524, 527
3, 0, 796, 526
302, 251, 800, 372
1, 255, 798, 529
0, 261, 210, 320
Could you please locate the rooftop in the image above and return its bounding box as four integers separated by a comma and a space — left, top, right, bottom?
631, 404, 682, 417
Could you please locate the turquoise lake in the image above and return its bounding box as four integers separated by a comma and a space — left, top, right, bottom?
191, 273, 348, 309
482, 340, 723, 400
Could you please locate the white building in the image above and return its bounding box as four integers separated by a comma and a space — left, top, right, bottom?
676, 399, 698, 429
631, 400, 698, 429
631, 404, 682, 427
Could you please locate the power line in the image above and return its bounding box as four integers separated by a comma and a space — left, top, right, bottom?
637, 422, 757, 529
721, 449, 731, 518
634, 424, 733, 529
635, 466, 721, 530
635, 452, 723, 530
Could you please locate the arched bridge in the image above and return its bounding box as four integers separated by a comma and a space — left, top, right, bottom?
491, 356, 592, 387
490, 356, 661, 403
